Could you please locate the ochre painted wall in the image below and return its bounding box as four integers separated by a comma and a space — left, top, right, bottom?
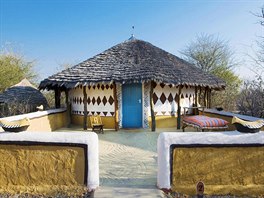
0, 144, 87, 196
148, 116, 178, 128
26, 111, 68, 132
171, 146, 264, 196
71, 114, 115, 129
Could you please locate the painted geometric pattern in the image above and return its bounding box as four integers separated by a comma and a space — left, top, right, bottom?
151, 83, 195, 116
116, 84, 122, 128
143, 82, 150, 128
69, 83, 115, 116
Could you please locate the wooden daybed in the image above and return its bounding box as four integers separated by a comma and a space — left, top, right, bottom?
182, 107, 229, 132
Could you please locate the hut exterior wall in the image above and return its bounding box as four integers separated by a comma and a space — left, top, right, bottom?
69, 84, 115, 117
68, 83, 195, 129
149, 84, 195, 128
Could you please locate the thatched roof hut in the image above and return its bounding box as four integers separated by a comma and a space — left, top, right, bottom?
0, 79, 48, 117
39, 39, 225, 90
39, 38, 225, 131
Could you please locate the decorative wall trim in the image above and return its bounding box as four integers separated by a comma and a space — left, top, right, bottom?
143, 82, 150, 128
69, 84, 115, 117
117, 84, 122, 128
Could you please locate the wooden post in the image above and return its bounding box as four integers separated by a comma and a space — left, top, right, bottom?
55, 88, 61, 108
208, 89, 212, 108
199, 86, 202, 105
177, 85, 182, 129
65, 89, 71, 127
194, 86, 198, 107
113, 82, 119, 131
83, 86, 88, 130
203, 87, 207, 108
150, 81, 156, 132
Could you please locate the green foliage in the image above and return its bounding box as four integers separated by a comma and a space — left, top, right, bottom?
237, 77, 264, 118
181, 34, 241, 111
0, 53, 37, 92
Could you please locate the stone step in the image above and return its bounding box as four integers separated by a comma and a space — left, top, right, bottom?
94, 186, 166, 198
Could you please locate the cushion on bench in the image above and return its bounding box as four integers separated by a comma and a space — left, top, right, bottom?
183, 115, 228, 128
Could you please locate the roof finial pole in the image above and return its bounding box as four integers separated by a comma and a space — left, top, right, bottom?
132, 26, 134, 37
128, 26, 136, 41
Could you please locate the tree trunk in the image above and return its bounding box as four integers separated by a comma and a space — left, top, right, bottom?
113, 82, 119, 131
150, 81, 156, 131
83, 86, 88, 130
177, 86, 182, 129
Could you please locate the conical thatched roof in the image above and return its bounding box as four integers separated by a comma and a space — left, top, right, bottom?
0, 79, 48, 107
39, 39, 226, 90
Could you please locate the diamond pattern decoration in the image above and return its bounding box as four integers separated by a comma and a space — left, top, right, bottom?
153, 82, 157, 89
168, 93, 173, 102
153, 93, 158, 105
101, 85, 105, 90
106, 84, 109, 89
181, 94, 184, 98
110, 112, 115, 116
80, 97, 82, 104
110, 84, 113, 89
169, 84, 172, 88
93, 85, 96, 89
91, 111, 95, 115
92, 97, 96, 105
160, 83, 165, 88
108, 96, 114, 105
160, 93, 166, 104
174, 94, 179, 102
97, 96, 101, 105
97, 84, 100, 89
102, 96, 107, 106
76, 97, 79, 104
103, 112, 108, 116
96, 111, 101, 115
88, 85, 91, 89
87, 97, 91, 104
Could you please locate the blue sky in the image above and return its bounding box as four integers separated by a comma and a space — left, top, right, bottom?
0, 0, 263, 81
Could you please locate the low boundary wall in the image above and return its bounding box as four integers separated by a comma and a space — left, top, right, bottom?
0, 108, 68, 132
0, 131, 99, 196
157, 132, 264, 196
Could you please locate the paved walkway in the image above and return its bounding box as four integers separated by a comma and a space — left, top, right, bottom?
94, 130, 166, 198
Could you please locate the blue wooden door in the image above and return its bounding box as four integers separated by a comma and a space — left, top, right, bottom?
122, 83, 142, 128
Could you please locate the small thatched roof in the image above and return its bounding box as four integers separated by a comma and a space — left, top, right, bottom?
39, 39, 226, 90
0, 79, 48, 107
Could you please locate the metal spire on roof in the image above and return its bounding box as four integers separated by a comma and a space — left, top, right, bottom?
128, 26, 136, 41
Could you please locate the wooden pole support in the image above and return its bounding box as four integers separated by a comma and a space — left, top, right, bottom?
83, 86, 88, 130
150, 81, 156, 132
55, 88, 61, 108
177, 85, 182, 129
113, 82, 119, 131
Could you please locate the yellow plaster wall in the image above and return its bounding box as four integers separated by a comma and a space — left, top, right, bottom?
27, 111, 68, 132
71, 114, 115, 129
171, 146, 264, 196
0, 144, 87, 196
148, 116, 178, 128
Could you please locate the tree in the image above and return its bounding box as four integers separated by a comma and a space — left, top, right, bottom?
237, 78, 264, 118
0, 52, 37, 92
237, 6, 264, 118
181, 34, 241, 111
